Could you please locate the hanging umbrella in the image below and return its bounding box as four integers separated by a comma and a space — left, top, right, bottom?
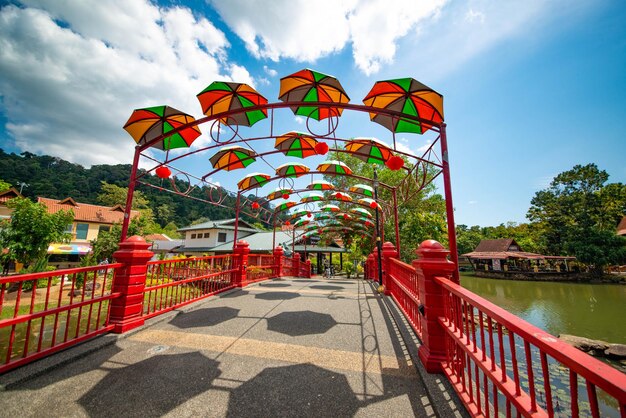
278, 69, 350, 121
320, 204, 340, 212
363, 78, 444, 134
331, 192, 352, 202
275, 201, 297, 212
123, 105, 201, 150
237, 172, 271, 190
275, 131, 319, 158
307, 180, 335, 191
317, 160, 352, 175
275, 162, 310, 178
358, 218, 375, 228
300, 193, 324, 203
209, 145, 257, 171
315, 213, 333, 221
293, 218, 311, 227
305, 222, 320, 230
349, 184, 374, 197
344, 137, 392, 165
358, 197, 380, 210
197, 81, 267, 127
350, 207, 373, 218
290, 209, 311, 219
267, 188, 293, 200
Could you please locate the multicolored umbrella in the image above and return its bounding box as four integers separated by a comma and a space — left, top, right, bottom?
275, 131, 319, 158
344, 137, 392, 165
275, 162, 310, 178
291, 209, 311, 219
351, 207, 373, 218
123, 105, 201, 150
317, 160, 352, 175
331, 192, 352, 202
363, 78, 444, 134
320, 204, 340, 212
237, 172, 271, 190
307, 180, 335, 191
278, 69, 350, 121
358, 197, 380, 209
358, 218, 375, 228
209, 146, 257, 171
267, 188, 293, 200
300, 193, 324, 203
293, 218, 311, 227
349, 184, 374, 197
274, 201, 297, 212
315, 213, 333, 221
197, 81, 267, 127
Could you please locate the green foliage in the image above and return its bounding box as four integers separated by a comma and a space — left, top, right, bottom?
343, 261, 355, 278
0, 198, 74, 266
98, 181, 149, 209
0, 179, 11, 192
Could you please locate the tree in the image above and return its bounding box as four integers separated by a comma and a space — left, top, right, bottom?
97, 181, 149, 209
0, 179, 10, 192
0, 198, 74, 268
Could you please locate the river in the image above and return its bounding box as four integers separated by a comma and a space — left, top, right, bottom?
460, 273, 626, 345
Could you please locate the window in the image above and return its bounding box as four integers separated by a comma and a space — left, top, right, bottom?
75, 223, 89, 240
191, 233, 197, 239
218, 232, 227, 243
98, 225, 110, 235
203, 233, 210, 238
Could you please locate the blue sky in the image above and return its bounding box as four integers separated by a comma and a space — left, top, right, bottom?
0, 0, 624, 227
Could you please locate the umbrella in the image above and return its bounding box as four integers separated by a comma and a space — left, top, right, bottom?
123, 105, 201, 150
275, 201, 297, 212
197, 81, 267, 127
278, 69, 350, 121
349, 184, 374, 197
331, 192, 352, 202
317, 160, 352, 175
209, 146, 257, 171
267, 188, 293, 200
275, 162, 310, 178
363, 78, 444, 134
344, 137, 392, 165
237, 172, 271, 190
358, 218, 375, 228
290, 209, 311, 219
358, 197, 380, 209
300, 193, 324, 203
307, 180, 335, 191
275, 131, 319, 158
293, 218, 311, 227
320, 204, 340, 212
350, 207, 373, 218
314, 213, 333, 221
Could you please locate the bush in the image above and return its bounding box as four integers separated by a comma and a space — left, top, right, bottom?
343, 261, 355, 279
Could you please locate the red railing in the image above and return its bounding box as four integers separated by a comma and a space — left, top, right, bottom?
436, 276, 626, 418
282, 256, 295, 276
387, 258, 422, 339
0, 264, 121, 374
247, 254, 276, 284
143, 255, 236, 319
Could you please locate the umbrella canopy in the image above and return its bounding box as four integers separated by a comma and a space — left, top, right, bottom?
290, 209, 311, 219
278, 69, 350, 121
314, 213, 333, 221
237, 172, 271, 190
275, 162, 310, 178
350, 207, 373, 218
209, 146, 257, 171
197, 81, 267, 127
358, 197, 380, 209
275, 201, 297, 212
267, 188, 293, 200
320, 204, 340, 212
349, 184, 374, 197
293, 218, 310, 227
344, 137, 392, 165
358, 218, 375, 228
331, 192, 352, 202
317, 160, 352, 175
307, 180, 335, 191
123, 105, 201, 150
300, 193, 324, 203
363, 78, 444, 134
275, 131, 319, 158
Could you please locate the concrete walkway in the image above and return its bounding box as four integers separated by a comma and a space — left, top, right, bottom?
0, 277, 466, 418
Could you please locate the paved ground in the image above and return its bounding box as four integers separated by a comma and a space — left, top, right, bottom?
0, 277, 466, 418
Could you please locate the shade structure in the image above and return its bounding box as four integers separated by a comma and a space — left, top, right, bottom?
350, 207, 373, 218
320, 204, 340, 212
209, 146, 257, 171
123, 105, 201, 150
307, 180, 335, 191
344, 137, 392, 165
275, 201, 296, 212
349, 184, 374, 197
267, 188, 293, 200
275, 162, 310, 178
278, 69, 350, 121
331, 192, 352, 202
300, 193, 324, 203
237, 172, 271, 190
317, 160, 352, 175
275, 131, 319, 158
363, 78, 444, 134
197, 81, 267, 127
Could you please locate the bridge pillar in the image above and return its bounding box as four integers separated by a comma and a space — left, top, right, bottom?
413, 239, 456, 373
382, 242, 398, 295
366, 253, 375, 280
232, 240, 250, 287
304, 259, 311, 278
110, 236, 154, 333
273, 246, 284, 277
292, 254, 300, 277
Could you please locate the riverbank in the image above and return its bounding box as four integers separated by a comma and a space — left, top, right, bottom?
470, 270, 626, 283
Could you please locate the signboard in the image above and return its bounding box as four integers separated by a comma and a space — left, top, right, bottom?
492, 259, 501, 271
309, 236, 321, 245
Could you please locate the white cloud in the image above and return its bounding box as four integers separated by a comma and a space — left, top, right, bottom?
0, 1, 243, 167
263, 65, 278, 77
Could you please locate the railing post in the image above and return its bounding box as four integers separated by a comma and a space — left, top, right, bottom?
305, 259, 311, 278
413, 239, 456, 373
232, 240, 250, 288
382, 242, 398, 295
273, 246, 284, 277
292, 255, 300, 277
110, 236, 154, 333
367, 253, 376, 280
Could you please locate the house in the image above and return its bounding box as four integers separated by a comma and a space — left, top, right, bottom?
0, 187, 23, 221
144, 234, 184, 259
175, 219, 260, 256
617, 216, 626, 236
